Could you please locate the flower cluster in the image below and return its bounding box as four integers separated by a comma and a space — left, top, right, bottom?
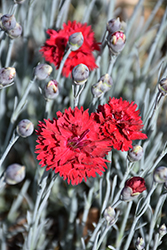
40, 21, 100, 77
36, 98, 147, 185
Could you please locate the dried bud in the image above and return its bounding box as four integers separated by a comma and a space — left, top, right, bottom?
35, 64, 52, 80
7, 23, 22, 38
16, 119, 34, 138
5, 163, 26, 185
0, 14, 16, 31
91, 74, 113, 98
127, 145, 144, 162
107, 17, 126, 34
158, 77, 167, 96
68, 32, 84, 51
0, 67, 16, 88
121, 177, 146, 201
153, 166, 167, 184
135, 237, 145, 250
72, 64, 89, 85
104, 206, 116, 225
107, 31, 126, 55
44, 80, 59, 100
159, 224, 167, 238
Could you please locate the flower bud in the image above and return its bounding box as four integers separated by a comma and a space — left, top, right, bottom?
121, 177, 146, 201
0, 14, 16, 31
35, 64, 52, 80
68, 32, 84, 51
5, 163, 26, 185
107, 31, 126, 55
0, 67, 16, 88
91, 74, 113, 98
16, 119, 34, 138
158, 77, 167, 96
107, 17, 124, 34
159, 224, 167, 238
7, 23, 22, 39
135, 237, 145, 250
44, 80, 59, 100
127, 145, 144, 162
153, 166, 167, 184
104, 206, 116, 225
72, 64, 89, 85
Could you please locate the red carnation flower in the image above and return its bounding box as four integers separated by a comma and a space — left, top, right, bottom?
40, 21, 100, 77
125, 176, 147, 195
93, 97, 147, 151
121, 176, 146, 201
35, 107, 112, 185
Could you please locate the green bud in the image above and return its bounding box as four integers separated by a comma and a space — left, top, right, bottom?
5, 163, 26, 185
0, 14, 16, 31
72, 64, 89, 85
0, 67, 16, 89
35, 64, 53, 80
68, 32, 84, 51
159, 224, 167, 238
104, 206, 116, 225
91, 74, 113, 98
44, 80, 59, 100
158, 77, 167, 96
153, 166, 167, 184
107, 31, 126, 55
7, 22, 22, 38
135, 237, 145, 250
127, 145, 144, 162
16, 119, 34, 138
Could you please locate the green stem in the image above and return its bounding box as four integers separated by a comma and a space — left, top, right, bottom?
56, 48, 71, 82
0, 132, 19, 170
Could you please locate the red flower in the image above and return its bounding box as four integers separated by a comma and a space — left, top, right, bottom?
125, 176, 147, 195
35, 107, 112, 185
40, 21, 100, 77
93, 97, 147, 151
121, 176, 146, 201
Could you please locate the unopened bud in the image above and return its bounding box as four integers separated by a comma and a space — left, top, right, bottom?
158, 77, 167, 96
107, 31, 126, 55
16, 119, 34, 138
5, 163, 26, 185
107, 17, 125, 34
0, 14, 16, 31
0, 67, 16, 88
159, 224, 167, 238
121, 177, 146, 201
7, 23, 22, 38
153, 166, 167, 184
127, 145, 144, 162
104, 206, 116, 226
44, 80, 59, 100
91, 74, 113, 98
72, 64, 89, 85
68, 32, 84, 51
135, 237, 145, 250
35, 64, 52, 80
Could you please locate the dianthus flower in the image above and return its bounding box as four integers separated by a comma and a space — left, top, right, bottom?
40, 21, 100, 77
93, 97, 147, 151
35, 107, 112, 185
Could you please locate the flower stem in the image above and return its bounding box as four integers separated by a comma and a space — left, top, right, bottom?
0, 131, 19, 171
56, 48, 71, 82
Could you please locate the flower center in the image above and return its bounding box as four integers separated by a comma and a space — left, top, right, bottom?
68, 129, 90, 149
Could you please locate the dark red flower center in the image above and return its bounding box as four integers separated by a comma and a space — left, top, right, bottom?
68, 129, 90, 149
